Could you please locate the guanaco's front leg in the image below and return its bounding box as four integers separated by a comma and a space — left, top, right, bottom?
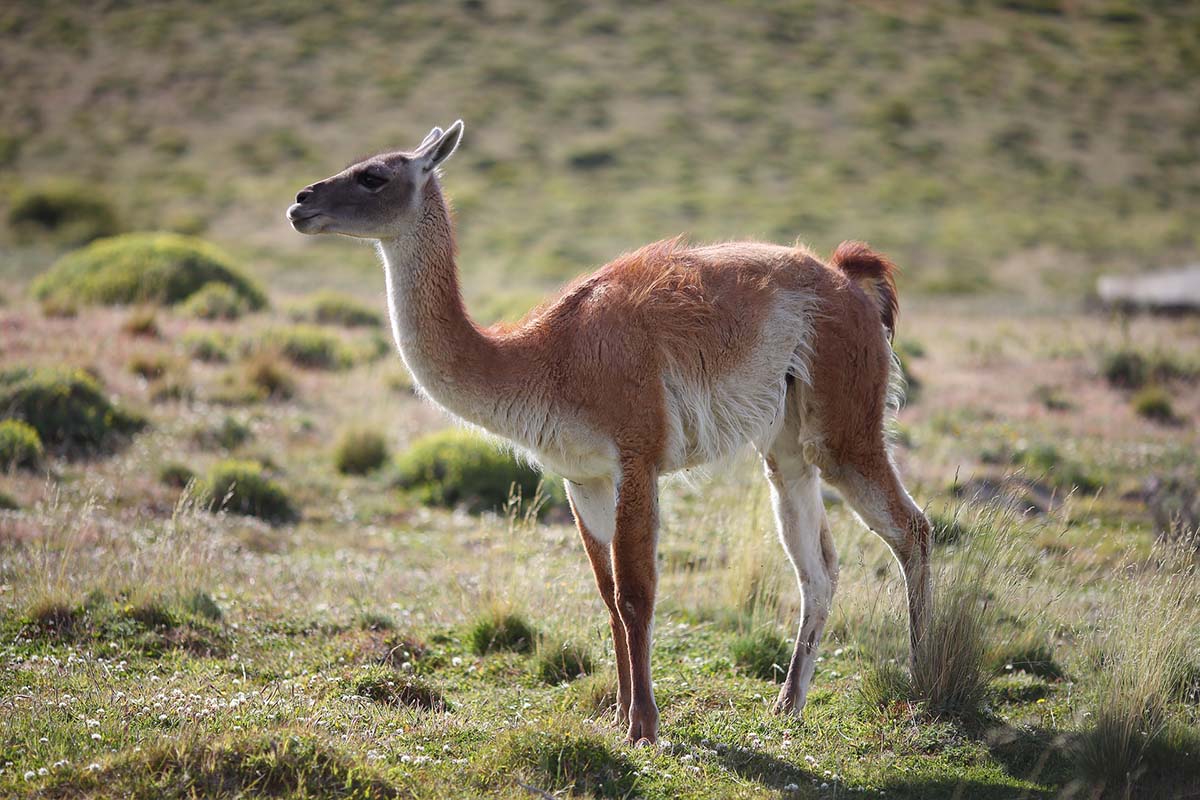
611, 460, 660, 745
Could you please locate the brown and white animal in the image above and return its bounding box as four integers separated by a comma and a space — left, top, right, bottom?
287, 121, 932, 745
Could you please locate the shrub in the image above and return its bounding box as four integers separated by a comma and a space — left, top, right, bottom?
536, 639, 594, 684
197, 459, 298, 524
8, 182, 120, 245
182, 331, 233, 363
0, 419, 43, 470
1012, 442, 1101, 493
0, 490, 18, 510
33, 233, 267, 310
0, 367, 144, 453
731, 628, 791, 682
988, 632, 1065, 680
183, 281, 250, 320
333, 429, 389, 475
1133, 386, 1176, 423
293, 291, 381, 327
193, 416, 252, 451
262, 326, 354, 370
129, 352, 170, 380
394, 429, 558, 514
468, 608, 537, 655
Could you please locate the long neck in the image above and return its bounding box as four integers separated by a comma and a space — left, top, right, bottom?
377, 182, 506, 426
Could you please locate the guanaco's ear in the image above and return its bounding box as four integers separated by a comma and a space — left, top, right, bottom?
414, 120, 463, 172
416, 126, 443, 150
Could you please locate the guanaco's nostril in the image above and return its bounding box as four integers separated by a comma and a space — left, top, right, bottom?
296, 188, 313, 204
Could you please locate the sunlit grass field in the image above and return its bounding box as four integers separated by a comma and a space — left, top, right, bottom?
3, 1, 1200, 798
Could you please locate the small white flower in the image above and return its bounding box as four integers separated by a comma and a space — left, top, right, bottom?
90, 733, 102, 741
451, 657, 463, 667
86, 719, 100, 727
23, 771, 35, 781
87, 763, 101, 772
38, 768, 48, 776
784, 783, 799, 792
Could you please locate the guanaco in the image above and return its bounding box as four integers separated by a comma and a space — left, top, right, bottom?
287, 121, 932, 745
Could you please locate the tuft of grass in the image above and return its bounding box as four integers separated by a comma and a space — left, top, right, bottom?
348, 667, 448, 711
192, 415, 252, 451
730, 628, 791, 683
32, 232, 267, 309
239, 353, 297, 401
928, 509, 974, 546
128, 352, 171, 380
181, 331, 233, 363
183, 281, 251, 320
196, 459, 298, 525
8, 181, 120, 245
184, 589, 223, 621
536, 638, 594, 684
565, 672, 620, 718
394, 428, 562, 514
0, 366, 144, 454
910, 580, 991, 720
0, 490, 18, 510
292, 290, 382, 327
333, 428, 389, 475
0, 419, 44, 470
120, 306, 160, 338
988, 630, 1065, 680
484, 719, 638, 798
1101, 347, 1198, 390
1132, 385, 1176, 423
1012, 442, 1101, 494
46, 732, 401, 799
468, 607, 537, 655
860, 661, 913, 710
1032, 384, 1073, 411
261, 326, 355, 370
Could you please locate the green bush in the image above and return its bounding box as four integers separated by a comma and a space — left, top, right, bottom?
468, 609, 537, 655
197, 459, 297, 524
240, 354, 297, 400
0, 367, 144, 453
487, 720, 638, 798
121, 307, 160, 338
394, 429, 558, 513
183, 281, 250, 320
33, 233, 266, 310
0, 419, 43, 470
261, 326, 354, 370
333, 429, 389, 475
731, 628, 791, 682
292, 291, 381, 327
1133, 386, 1176, 423
8, 182, 120, 245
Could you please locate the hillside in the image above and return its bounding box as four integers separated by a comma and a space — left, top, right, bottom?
2, 0, 1198, 306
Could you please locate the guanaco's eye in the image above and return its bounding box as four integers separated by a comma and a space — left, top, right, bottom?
357, 172, 388, 190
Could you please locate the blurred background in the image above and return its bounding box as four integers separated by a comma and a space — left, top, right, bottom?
3, 0, 1198, 307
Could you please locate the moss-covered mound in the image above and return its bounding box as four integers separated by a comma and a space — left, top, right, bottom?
394, 429, 560, 514
0, 367, 144, 454
32, 233, 267, 309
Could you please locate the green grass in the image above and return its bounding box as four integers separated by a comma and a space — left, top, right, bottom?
183, 281, 251, 320
32, 233, 267, 310
8, 181, 121, 246
467, 608, 538, 655
291, 291, 382, 328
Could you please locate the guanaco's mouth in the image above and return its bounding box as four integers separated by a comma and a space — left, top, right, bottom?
286, 204, 326, 233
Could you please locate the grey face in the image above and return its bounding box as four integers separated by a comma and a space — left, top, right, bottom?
286, 121, 463, 240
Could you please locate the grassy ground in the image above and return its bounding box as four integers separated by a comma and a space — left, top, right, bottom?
3, 1, 1200, 797
2, 295, 1198, 799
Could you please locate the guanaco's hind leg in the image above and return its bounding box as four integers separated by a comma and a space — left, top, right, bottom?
566, 479, 631, 726
763, 414, 839, 715
824, 455, 932, 660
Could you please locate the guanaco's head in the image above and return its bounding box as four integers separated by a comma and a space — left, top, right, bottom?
286, 121, 463, 239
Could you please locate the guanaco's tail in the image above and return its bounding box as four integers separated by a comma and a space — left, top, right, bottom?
830, 241, 899, 340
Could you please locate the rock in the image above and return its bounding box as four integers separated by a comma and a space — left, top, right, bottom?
1097, 266, 1200, 314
